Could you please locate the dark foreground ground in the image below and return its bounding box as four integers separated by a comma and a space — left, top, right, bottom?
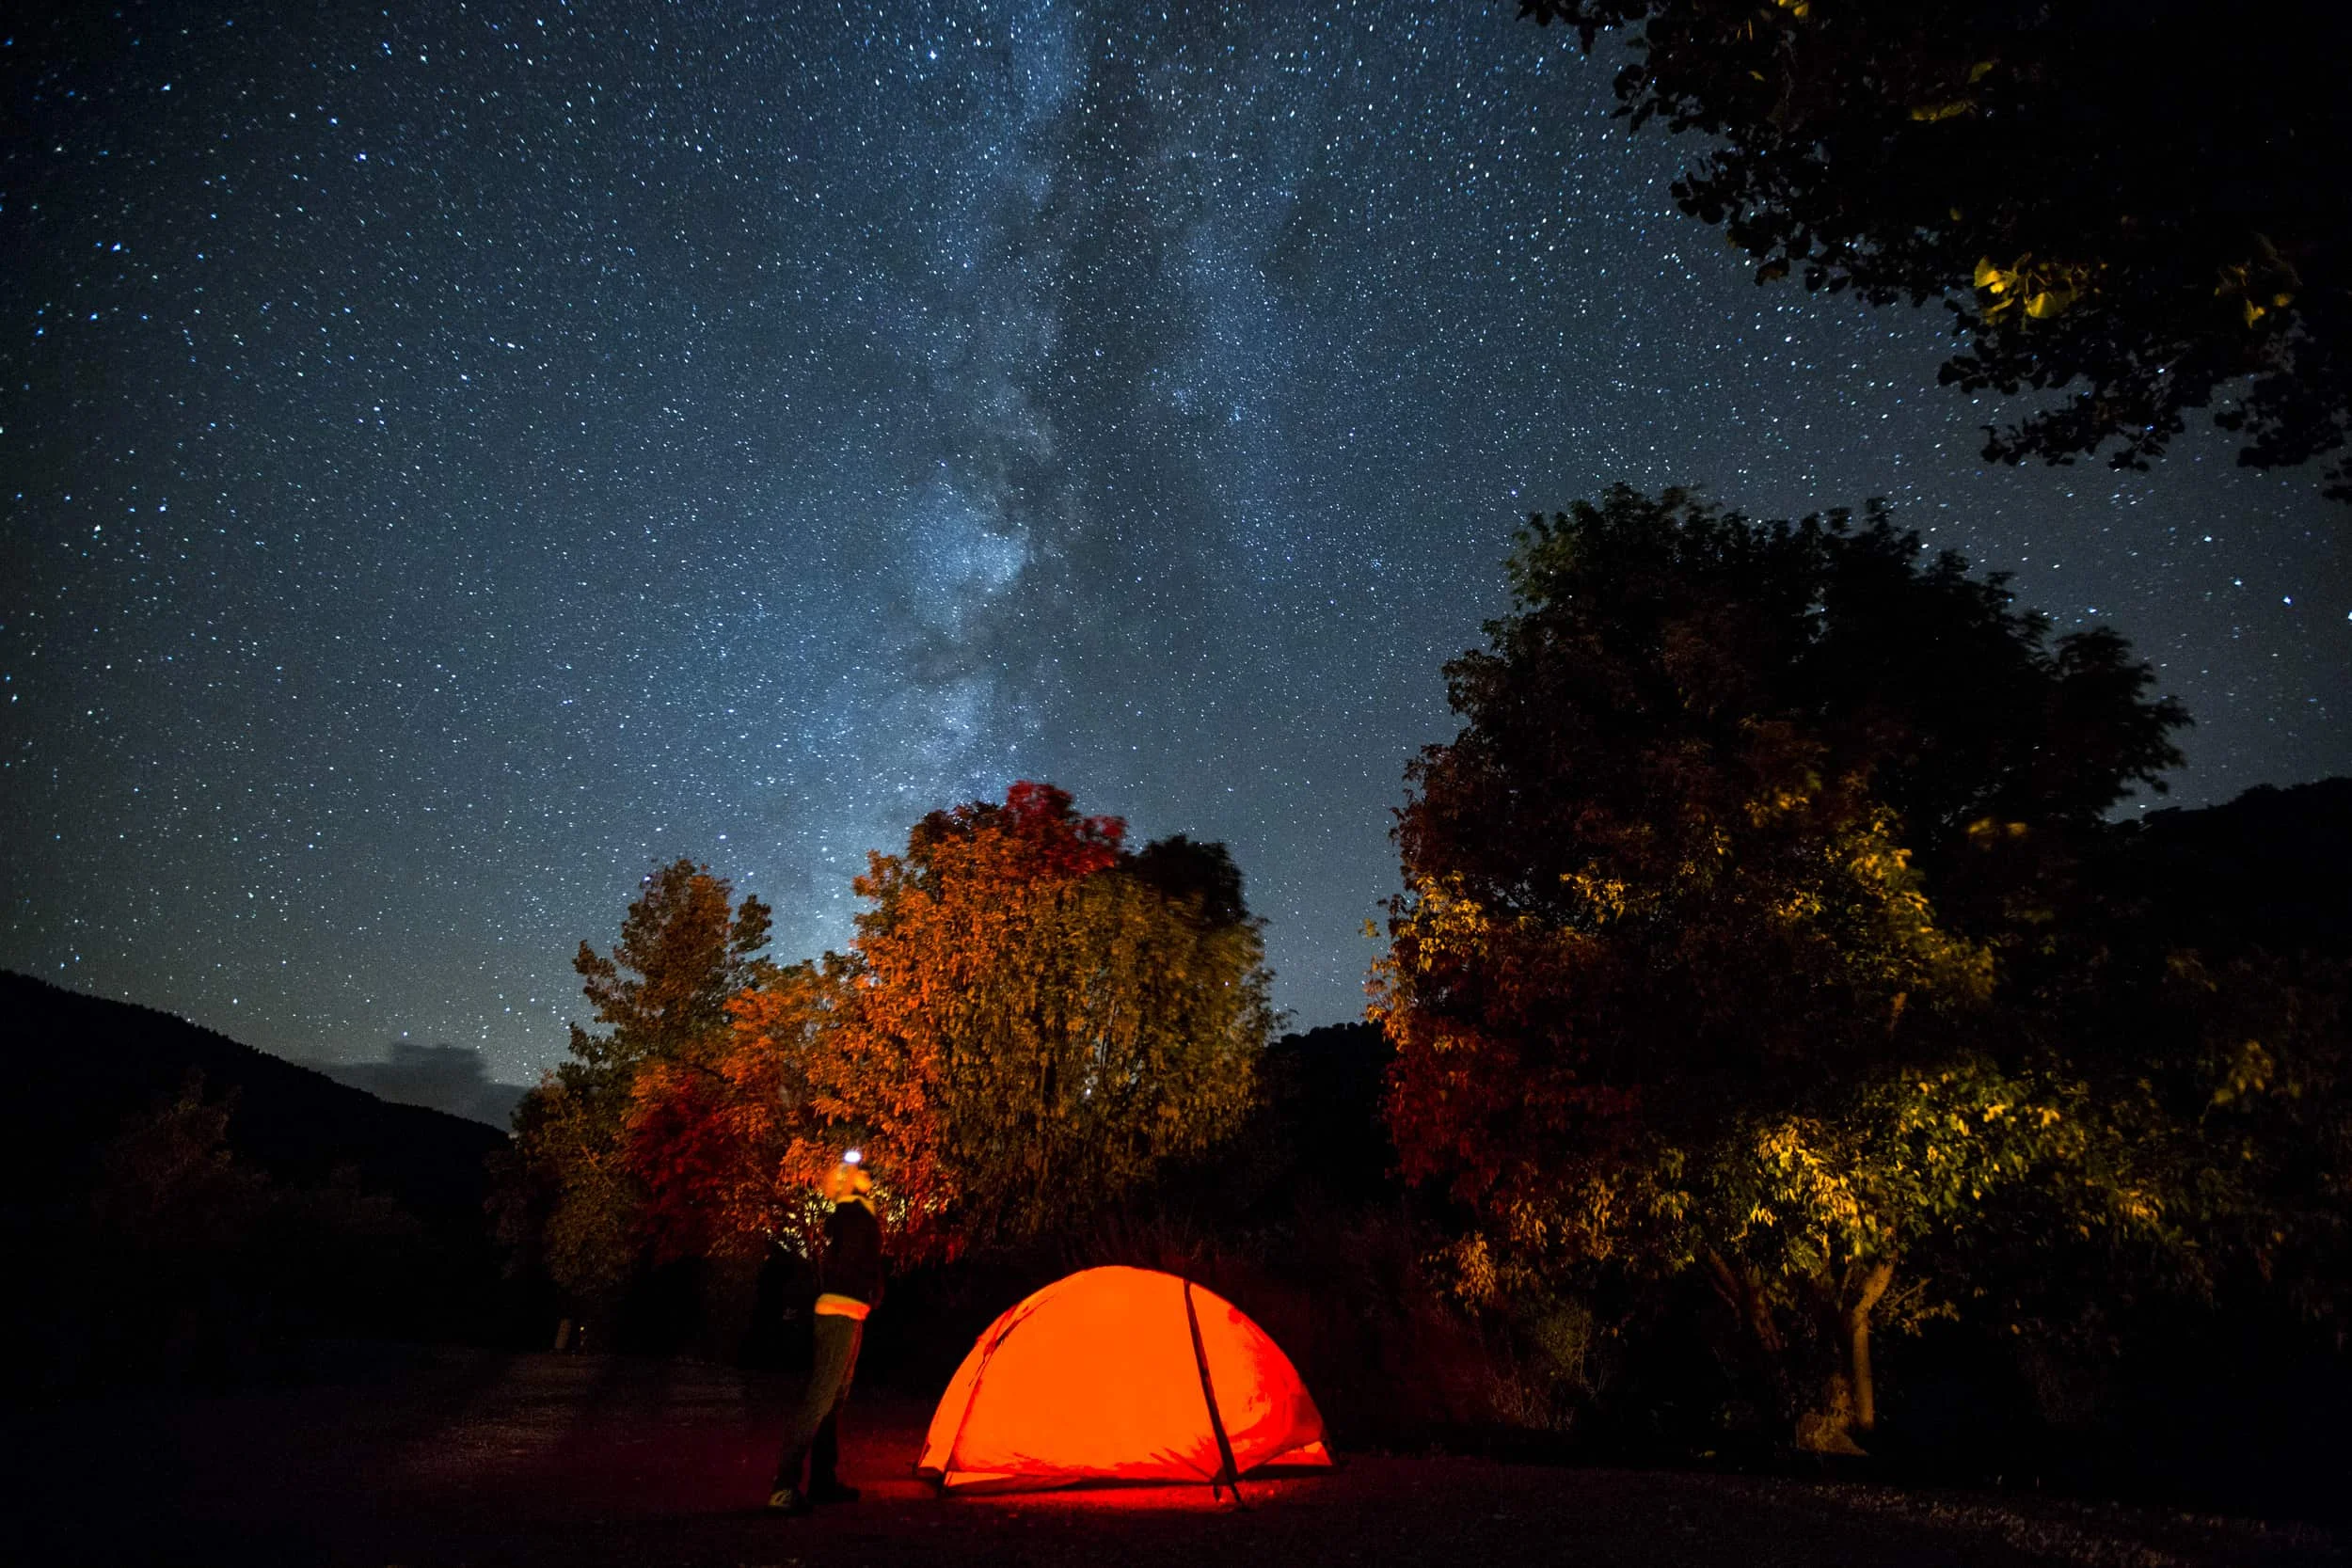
6, 1348, 2341, 1568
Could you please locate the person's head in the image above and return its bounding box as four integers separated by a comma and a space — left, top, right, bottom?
824, 1149, 873, 1205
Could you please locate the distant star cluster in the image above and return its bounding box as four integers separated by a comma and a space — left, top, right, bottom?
4, 1, 2346, 1078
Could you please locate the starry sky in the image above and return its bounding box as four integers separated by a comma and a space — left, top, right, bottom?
5, 1, 2347, 1083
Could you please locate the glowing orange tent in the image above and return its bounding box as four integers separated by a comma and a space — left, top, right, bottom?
916, 1265, 1332, 1494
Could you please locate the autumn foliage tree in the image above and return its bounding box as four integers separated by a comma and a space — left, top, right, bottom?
1518, 1, 2352, 499
505, 860, 774, 1298
519, 785, 1276, 1279
1375, 486, 2192, 1452
730, 783, 1275, 1259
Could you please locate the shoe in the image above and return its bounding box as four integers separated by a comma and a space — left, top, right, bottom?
808, 1481, 862, 1506
765, 1484, 811, 1515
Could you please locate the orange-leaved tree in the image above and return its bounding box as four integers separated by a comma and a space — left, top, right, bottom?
727, 782, 1275, 1259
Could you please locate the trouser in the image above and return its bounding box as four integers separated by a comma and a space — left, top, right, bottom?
773, 1311, 864, 1491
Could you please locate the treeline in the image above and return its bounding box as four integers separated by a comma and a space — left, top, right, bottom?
497, 784, 1276, 1337
508, 490, 2348, 1514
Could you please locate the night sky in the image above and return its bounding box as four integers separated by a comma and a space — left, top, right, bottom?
5, 1, 2346, 1083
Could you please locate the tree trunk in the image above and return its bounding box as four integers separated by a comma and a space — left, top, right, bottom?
1798, 1258, 1897, 1455
1703, 1251, 1784, 1356
1704, 1249, 1797, 1426
1844, 1259, 1895, 1434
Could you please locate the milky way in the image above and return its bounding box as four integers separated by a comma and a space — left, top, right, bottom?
5, 2, 2346, 1078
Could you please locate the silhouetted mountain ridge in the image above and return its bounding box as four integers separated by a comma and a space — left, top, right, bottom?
0, 972, 505, 1233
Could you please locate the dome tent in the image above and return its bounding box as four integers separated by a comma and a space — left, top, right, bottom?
916, 1265, 1332, 1495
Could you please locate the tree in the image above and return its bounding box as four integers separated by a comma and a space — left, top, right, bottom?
1375, 485, 2192, 1451
628, 956, 848, 1261
92, 1071, 270, 1264
1518, 1, 2352, 500
565, 858, 775, 1091
507, 860, 773, 1296
729, 782, 1275, 1259
87, 1073, 438, 1370
2154, 951, 2350, 1330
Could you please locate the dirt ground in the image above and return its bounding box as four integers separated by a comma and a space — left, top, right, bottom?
7, 1348, 2340, 1568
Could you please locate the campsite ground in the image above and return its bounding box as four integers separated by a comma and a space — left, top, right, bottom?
8, 1347, 2340, 1568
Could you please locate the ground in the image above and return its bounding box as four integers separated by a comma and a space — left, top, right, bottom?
8, 1348, 2340, 1567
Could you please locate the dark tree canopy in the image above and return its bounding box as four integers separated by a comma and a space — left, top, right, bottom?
1377, 485, 2196, 1451
1521, 1, 2352, 499
1405, 483, 2188, 954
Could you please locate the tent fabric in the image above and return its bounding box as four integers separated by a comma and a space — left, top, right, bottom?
916, 1265, 1333, 1493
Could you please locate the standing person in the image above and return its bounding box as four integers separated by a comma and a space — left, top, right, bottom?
768, 1151, 884, 1514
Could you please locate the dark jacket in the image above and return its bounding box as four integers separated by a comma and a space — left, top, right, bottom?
819, 1197, 884, 1308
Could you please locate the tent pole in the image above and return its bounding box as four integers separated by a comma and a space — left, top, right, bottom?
1183, 1279, 1246, 1508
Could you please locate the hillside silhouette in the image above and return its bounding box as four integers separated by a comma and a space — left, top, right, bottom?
0, 972, 506, 1230
2, 974, 516, 1388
